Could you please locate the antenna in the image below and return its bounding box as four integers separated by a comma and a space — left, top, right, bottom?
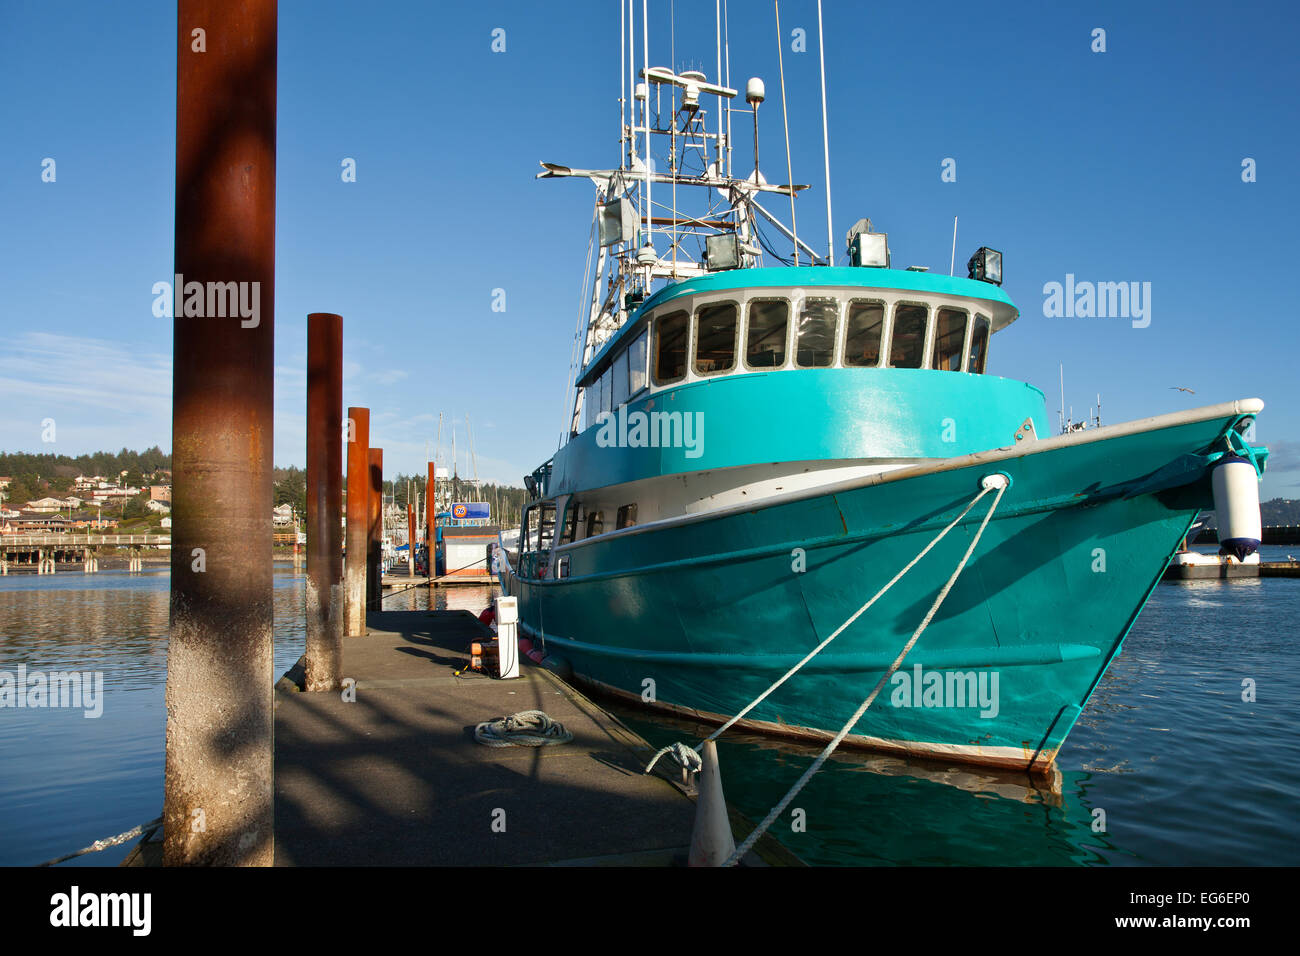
949, 216, 958, 276
747, 77, 764, 179
629, 0, 636, 168
716, 0, 724, 170
775, 0, 797, 264
1058, 364, 1065, 434
641, 0, 651, 261
620, 0, 626, 168
467, 414, 480, 487
816, 0, 833, 264
724, 0, 732, 178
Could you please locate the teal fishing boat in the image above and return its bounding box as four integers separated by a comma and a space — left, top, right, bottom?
498, 5, 1267, 772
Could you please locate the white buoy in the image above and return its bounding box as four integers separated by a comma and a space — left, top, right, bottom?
1212, 455, 1262, 561
688, 740, 737, 867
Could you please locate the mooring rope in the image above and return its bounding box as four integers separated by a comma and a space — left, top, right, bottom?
473, 710, 573, 748
643, 480, 998, 778
723, 477, 1008, 865
37, 816, 162, 867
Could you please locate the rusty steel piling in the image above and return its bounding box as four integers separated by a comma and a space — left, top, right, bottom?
344, 407, 370, 636
367, 448, 383, 608
163, 0, 277, 867
304, 313, 344, 691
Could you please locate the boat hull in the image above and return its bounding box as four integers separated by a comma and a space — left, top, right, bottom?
502, 405, 1256, 771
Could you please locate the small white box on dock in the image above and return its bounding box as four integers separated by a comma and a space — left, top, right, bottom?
496, 596, 519, 679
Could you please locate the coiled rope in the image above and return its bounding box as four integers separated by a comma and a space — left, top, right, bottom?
473, 710, 573, 748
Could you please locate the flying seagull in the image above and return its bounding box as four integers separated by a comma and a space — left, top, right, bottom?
1170, 386, 1195, 394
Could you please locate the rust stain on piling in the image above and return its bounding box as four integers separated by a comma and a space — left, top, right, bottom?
367, 448, 383, 609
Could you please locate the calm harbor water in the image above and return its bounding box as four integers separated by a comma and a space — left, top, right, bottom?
1, 551, 1297, 867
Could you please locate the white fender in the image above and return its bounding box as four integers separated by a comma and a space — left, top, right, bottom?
1212, 456, 1261, 561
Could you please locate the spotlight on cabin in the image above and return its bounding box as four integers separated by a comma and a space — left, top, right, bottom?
967, 247, 1003, 286
705, 233, 742, 271
846, 218, 889, 268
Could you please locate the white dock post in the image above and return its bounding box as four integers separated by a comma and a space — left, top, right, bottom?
689, 740, 737, 866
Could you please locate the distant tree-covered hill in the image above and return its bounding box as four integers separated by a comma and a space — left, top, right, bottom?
0, 447, 171, 482
1194, 498, 1299, 529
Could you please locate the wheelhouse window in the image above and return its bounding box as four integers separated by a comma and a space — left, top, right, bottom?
694, 302, 739, 376
888, 303, 928, 369
628, 330, 648, 394
653, 310, 689, 384
931, 308, 968, 372
612, 349, 630, 407
745, 298, 788, 369
523, 505, 540, 552
844, 300, 884, 368
795, 297, 838, 368
537, 502, 556, 551
563, 503, 585, 544
585, 510, 604, 538
616, 504, 638, 529
969, 314, 990, 374
599, 367, 611, 416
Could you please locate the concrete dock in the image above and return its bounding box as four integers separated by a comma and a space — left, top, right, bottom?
273, 609, 798, 865
119, 608, 799, 866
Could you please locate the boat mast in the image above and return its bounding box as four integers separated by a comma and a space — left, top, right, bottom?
542, 0, 816, 444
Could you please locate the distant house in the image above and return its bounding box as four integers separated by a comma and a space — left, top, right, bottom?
25, 497, 69, 513
71, 515, 114, 529
146, 499, 171, 513
272, 503, 295, 526
160, 516, 172, 529
91, 487, 140, 502
149, 485, 172, 503
11, 511, 73, 531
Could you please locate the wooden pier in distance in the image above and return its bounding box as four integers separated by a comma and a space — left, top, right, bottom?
380, 570, 497, 589
219, 609, 796, 866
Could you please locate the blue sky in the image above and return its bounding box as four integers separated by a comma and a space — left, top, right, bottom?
1, 0, 1297, 496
